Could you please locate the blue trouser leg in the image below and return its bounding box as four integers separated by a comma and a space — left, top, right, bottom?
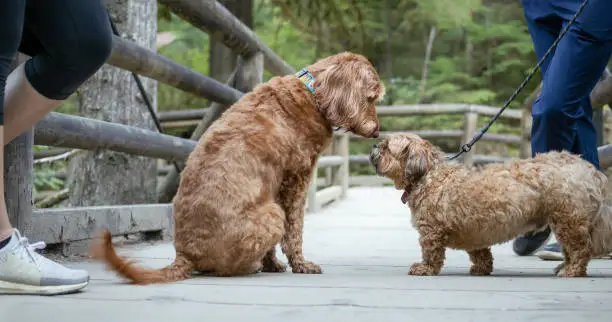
513, 0, 612, 256
523, 0, 612, 170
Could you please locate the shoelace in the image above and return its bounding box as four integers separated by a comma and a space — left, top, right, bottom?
13, 229, 46, 269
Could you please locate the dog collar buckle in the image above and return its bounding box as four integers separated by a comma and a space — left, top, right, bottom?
401, 190, 409, 204
296, 68, 316, 93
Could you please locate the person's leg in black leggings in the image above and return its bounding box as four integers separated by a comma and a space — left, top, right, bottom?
0, 0, 112, 296
0, 0, 26, 250
4, 0, 113, 143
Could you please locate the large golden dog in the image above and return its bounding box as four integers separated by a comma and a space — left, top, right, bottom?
92, 52, 385, 284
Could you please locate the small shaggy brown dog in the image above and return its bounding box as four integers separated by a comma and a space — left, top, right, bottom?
369, 133, 612, 277
91, 52, 385, 284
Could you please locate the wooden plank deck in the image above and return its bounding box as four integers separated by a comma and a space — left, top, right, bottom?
4, 187, 612, 322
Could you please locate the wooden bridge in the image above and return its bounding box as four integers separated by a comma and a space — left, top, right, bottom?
5, 1, 612, 320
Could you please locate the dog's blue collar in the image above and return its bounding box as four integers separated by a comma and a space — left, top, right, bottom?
295, 68, 316, 93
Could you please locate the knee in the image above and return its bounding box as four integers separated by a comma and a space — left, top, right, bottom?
531, 96, 575, 126
532, 104, 564, 122
27, 22, 113, 99
66, 27, 113, 75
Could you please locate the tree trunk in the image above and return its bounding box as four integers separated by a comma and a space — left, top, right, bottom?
382, 0, 394, 105
465, 30, 473, 76
66, 0, 158, 206
209, 0, 253, 82
418, 26, 437, 103
4, 53, 33, 233
485, 9, 493, 86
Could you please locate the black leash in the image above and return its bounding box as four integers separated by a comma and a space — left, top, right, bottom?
106, 13, 183, 173
448, 0, 590, 160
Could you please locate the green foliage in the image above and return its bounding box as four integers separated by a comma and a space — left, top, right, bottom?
31, 146, 65, 195
253, 1, 317, 81
33, 166, 64, 195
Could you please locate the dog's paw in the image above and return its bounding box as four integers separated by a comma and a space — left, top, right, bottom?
262, 260, 287, 273
557, 271, 587, 277
556, 266, 587, 278
291, 261, 322, 274
469, 265, 492, 276
408, 263, 435, 276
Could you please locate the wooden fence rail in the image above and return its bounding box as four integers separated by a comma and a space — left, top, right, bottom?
109, 36, 242, 105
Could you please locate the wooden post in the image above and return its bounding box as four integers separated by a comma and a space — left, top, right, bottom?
3, 53, 34, 234
67, 0, 160, 207
331, 133, 350, 198
157, 51, 264, 203
323, 143, 332, 186
462, 109, 478, 167
306, 167, 319, 213
520, 107, 532, 159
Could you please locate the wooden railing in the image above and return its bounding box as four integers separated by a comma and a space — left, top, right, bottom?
33, 101, 612, 220
307, 133, 349, 212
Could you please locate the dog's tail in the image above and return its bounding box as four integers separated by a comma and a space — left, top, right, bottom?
590, 202, 612, 257
91, 230, 194, 285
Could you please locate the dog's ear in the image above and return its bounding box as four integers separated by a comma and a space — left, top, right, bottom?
315, 60, 363, 110
404, 148, 429, 183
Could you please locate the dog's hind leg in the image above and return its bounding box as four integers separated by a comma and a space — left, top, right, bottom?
262, 247, 287, 273
550, 218, 591, 277
214, 202, 285, 277
409, 229, 447, 276
467, 248, 493, 276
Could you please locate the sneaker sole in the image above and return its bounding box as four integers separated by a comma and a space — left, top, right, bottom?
536, 250, 564, 261
0, 280, 88, 296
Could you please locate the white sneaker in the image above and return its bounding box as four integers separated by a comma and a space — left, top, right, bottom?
0, 229, 89, 295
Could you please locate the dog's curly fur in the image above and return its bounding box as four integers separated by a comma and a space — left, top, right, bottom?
91, 52, 385, 284
369, 133, 612, 277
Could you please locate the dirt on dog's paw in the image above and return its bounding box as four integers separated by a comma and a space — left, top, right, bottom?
262, 260, 287, 273
408, 263, 435, 276
291, 261, 322, 274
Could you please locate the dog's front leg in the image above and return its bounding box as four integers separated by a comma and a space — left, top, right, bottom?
409, 230, 447, 276
278, 171, 322, 274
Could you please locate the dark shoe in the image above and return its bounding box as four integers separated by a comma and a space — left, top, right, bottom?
535, 242, 563, 261
512, 226, 552, 256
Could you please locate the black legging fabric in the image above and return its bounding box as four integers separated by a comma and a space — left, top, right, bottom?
0, 0, 113, 125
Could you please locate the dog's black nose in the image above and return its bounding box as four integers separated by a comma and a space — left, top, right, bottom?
372, 144, 377, 148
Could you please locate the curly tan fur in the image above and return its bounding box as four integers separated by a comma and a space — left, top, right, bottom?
370, 133, 612, 277
91, 52, 385, 284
